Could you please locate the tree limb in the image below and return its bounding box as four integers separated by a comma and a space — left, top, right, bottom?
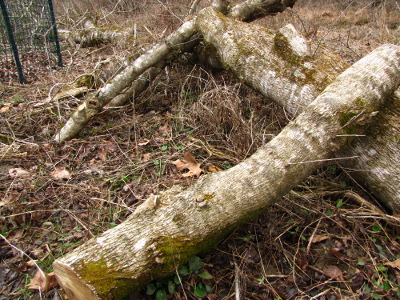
54, 0, 297, 142
196, 8, 400, 212
53, 45, 400, 300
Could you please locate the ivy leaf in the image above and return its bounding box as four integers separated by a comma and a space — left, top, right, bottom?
155, 289, 167, 300
178, 265, 190, 276
189, 256, 203, 272
198, 271, 214, 279
146, 283, 156, 295
194, 283, 206, 298
167, 280, 175, 294
173, 275, 181, 284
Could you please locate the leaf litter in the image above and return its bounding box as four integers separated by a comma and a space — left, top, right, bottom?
0, 1, 400, 299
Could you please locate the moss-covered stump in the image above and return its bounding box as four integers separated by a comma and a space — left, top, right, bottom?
53, 46, 400, 300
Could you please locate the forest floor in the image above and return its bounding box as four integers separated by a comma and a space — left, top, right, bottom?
1, 0, 400, 299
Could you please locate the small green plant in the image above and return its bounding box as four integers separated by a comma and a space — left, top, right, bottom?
336, 199, 344, 208
153, 159, 165, 176
223, 162, 233, 169
174, 143, 184, 150
104, 174, 132, 191
145, 256, 213, 299
11, 95, 26, 104
361, 263, 400, 299
371, 224, 382, 233
161, 143, 169, 151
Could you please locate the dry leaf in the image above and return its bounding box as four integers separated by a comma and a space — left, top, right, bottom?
97, 148, 107, 161
8, 168, 30, 178
385, 258, 400, 270
207, 165, 223, 172
323, 265, 344, 281
0, 103, 11, 113
50, 168, 71, 180
172, 153, 203, 177
138, 139, 150, 146
158, 123, 169, 135
311, 234, 330, 243
142, 153, 151, 162
28, 271, 58, 291
330, 247, 344, 258
26, 260, 37, 267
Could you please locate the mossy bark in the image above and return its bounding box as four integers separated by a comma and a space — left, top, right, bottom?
54, 0, 298, 142
196, 8, 400, 212
58, 21, 128, 48
53, 47, 400, 300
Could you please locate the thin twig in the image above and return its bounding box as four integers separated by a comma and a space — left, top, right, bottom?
288, 156, 359, 165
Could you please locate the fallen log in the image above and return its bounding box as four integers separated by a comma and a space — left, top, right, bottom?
53, 46, 400, 300
58, 20, 133, 48
196, 8, 400, 212
54, 0, 297, 142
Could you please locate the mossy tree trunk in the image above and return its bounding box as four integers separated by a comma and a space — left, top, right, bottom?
196, 8, 400, 212
54, 0, 297, 142
53, 46, 400, 300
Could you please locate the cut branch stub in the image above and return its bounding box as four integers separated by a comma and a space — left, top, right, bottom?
53, 46, 400, 300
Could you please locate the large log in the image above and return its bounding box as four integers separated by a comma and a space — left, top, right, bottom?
54, 0, 297, 142
53, 46, 400, 300
196, 8, 400, 212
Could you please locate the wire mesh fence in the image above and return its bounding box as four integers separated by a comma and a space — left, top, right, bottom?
0, 0, 62, 84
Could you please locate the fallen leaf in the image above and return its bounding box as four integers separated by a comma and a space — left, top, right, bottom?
323, 265, 344, 281
350, 271, 364, 291
9, 229, 24, 242
142, 153, 151, 162
8, 168, 30, 178
97, 148, 107, 161
28, 271, 58, 291
138, 139, 150, 146
158, 123, 169, 135
26, 260, 37, 267
50, 168, 71, 180
311, 234, 330, 243
330, 247, 345, 258
385, 258, 400, 270
172, 153, 203, 177
207, 165, 223, 172
0, 103, 11, 113
296, 257, 308, 271
104, 143, 118, 153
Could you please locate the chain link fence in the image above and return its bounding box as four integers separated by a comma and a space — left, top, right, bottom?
0, 0, 62, 84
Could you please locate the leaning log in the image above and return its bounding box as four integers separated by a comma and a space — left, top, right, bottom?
53, 46, 400, 300
54, 0, 297, 142
196, 8, 400, 212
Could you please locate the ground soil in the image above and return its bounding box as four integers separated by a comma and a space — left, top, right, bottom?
1, 0, 400, 299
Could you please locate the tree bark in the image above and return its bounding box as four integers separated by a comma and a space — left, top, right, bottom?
196, 8, 400, 212
53, 46, 400, 300
58, 20, 132, 48
54, 0, 297, 142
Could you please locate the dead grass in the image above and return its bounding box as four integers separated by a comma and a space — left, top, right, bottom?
1, 0, 400, 299
260, 0, 400, 62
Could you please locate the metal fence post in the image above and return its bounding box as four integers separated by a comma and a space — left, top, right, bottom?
0, 0, 25, 84
47, 0, 62, 67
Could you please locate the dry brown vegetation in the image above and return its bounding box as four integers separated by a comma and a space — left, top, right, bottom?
1, 0, 400, 299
